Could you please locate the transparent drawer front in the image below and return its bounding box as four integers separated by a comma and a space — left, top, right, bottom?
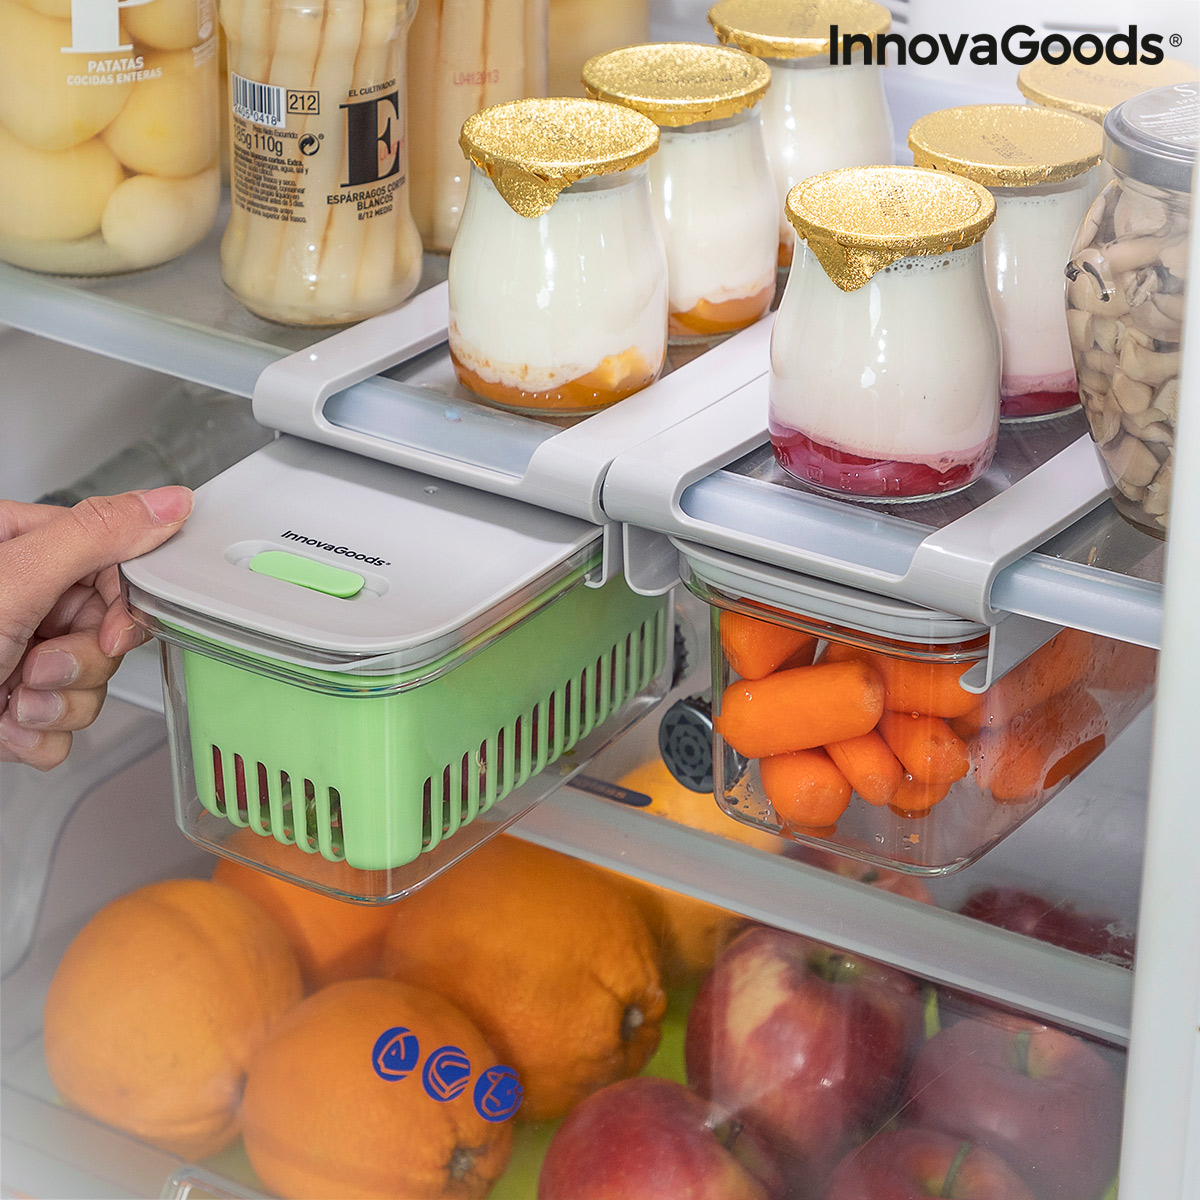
708, 604, 1156, 874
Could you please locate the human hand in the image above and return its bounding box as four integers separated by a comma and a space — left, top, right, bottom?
1, 486, 193, 770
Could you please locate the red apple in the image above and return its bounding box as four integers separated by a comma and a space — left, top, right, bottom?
825, 1128, 1037, 1200
685, 925, 923, 1178
794, 846, 937, 905
959, 888, 1135, 966
905, 1016, 1123, 1200
537, 1076, 785, 1200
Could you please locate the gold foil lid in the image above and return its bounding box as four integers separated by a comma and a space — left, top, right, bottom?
459, 98, 660, 218
581, 43, 771, 127
1017, 56, 1198, 124
707, 0, 890, 60
908, 104, 1103, 186
786, 165, 996, 291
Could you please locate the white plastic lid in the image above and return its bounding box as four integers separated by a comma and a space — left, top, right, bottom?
122, 437, 603, 672
674, 537, 991, 647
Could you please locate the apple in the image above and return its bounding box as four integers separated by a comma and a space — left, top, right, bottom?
825, 1128, 1037, 1200
793, 845, 937, 905
684, 925, 923, 1179
536, 1076, 785, 1200
959, 888, 1135, 966
905, 1015, 1123, 1200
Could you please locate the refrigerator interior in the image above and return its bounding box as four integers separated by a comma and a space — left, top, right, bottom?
3, 0, 1200, 1196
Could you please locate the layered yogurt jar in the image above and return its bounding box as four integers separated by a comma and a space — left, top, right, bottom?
583, 43, 777, 340
707, 0, 894, 269
770, 166, 1000, 502
909, 105, 1103, 421
449, 98, 667, 415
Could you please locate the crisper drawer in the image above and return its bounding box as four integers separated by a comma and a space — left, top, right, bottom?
2, 690, 1145, 1200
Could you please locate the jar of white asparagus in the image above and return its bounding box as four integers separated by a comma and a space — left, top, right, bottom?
407, 0, 549, 254
220, 0, 423, 325
1066, 82, 1197, 538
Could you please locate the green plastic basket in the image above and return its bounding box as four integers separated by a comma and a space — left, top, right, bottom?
170, 576, 668, 871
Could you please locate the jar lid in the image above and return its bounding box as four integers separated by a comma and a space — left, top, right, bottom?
459, 97, 659, 218
1104, 82, 1198, 193
785, 165, 996, 291
1016, 56, 1197, 124
908, 104, 1103, 187
581, 43, 771, 127
707, 0, 890, 60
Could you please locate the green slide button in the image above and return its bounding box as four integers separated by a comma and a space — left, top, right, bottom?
248, 550, 365, 598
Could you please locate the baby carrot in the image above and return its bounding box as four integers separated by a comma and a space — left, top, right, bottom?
877, 711, 970, 785
715, 661, 886, 760
720, 611, 817, 680
826, 730, 904, 806
888, 775, 952, 817
1081, 635, 1158, 694
823, 642, 977, 718
760, 748, 852, 830
976, 684, 1107, 804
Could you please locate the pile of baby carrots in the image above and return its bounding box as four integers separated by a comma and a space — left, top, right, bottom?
714, 611, 1157, 834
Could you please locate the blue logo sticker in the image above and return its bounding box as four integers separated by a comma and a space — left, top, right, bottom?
422, 1046, 472, 1102
372, 1027, 420, 1081
473, 1065, 523, 1122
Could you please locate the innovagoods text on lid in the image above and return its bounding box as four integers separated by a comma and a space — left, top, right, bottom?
121, 437, 672, 900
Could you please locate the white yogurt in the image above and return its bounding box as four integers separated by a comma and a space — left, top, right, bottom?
649, 110, 778, 319
763, 59, 894, 258
986, 179, 1096, 399
448, 164, 668, 402
770, 242, 1000, 463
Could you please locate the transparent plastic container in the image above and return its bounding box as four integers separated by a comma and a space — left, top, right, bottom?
120, 438, 673, 900
707, 0, 894, 270
448, 97, 668, 415
1065, 82, 1196, 539
682, 542, 1157, 875
908, 104, 1104, 423
0, 0, 219, 275
407, 0, 550, 253
582, 43, 777, 341
770, 165, 1001, 502
220, 0, 424, 325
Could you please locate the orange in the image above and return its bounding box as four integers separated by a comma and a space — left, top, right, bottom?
381, 835, 665, 1121
43, 878, 303, 1159
614, 758, 778, 983
241, 978, 514, 1199
212, 845, 394, 990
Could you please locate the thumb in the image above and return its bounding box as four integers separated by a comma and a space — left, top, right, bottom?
0, 486, 192, 654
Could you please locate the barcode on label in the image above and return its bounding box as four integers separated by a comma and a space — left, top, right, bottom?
232, 72, 286, 128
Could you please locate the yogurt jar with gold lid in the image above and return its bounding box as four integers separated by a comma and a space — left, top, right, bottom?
448, 97, 668, 415
1017, 55, 1198, 125
770, 165, 1000, 501
707, 0, 894, 269
909, 104, 1103, 422
583, 43, 776, 341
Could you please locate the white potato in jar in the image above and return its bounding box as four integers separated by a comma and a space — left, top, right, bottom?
103, 48, 218, 177
0, 0, 133, 150
101, 161, 219, 265
0, 124, 124, 241
123, 0, 211, 52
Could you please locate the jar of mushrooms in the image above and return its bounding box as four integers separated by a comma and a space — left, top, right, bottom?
1066, 82, 1196, 537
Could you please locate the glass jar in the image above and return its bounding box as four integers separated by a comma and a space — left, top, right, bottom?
1017, 55, 1197, 125
449, 97, 667, 415
547, 0, 648, 96
707, 0, 894, 270
582, 42, 776, 341
407, 0, 549, 253
0, 0, 219, 275
770, 166, 1000, 502
1066, 81, 1197, 539
908, 105, 1103, 423
677, 541, 1157, 875
220, 0, 423, 326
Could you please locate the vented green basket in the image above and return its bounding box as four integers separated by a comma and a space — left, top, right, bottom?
160, 576, 668, 871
